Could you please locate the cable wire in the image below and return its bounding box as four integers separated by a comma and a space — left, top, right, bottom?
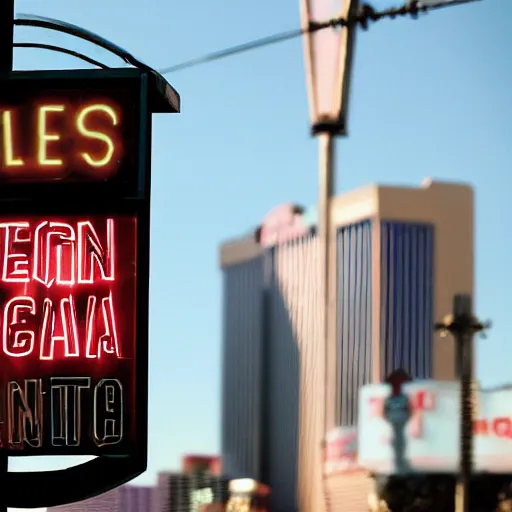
159, 0, 481, 74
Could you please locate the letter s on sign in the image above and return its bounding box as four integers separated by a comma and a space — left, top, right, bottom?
76, 105, 118, 168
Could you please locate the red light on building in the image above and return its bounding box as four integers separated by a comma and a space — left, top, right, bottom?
0, 215, 137, 455
183, 455, 222, 476
255, 204, 311, 248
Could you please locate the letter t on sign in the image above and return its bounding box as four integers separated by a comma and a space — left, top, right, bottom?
50, 377, 91, 447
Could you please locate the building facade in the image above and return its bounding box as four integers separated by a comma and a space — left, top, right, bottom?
48, 485, 153, 512
182, 454, 222, 476
48, 474, 228, 512
156, 471, 230, 512
219, 179, 474, 512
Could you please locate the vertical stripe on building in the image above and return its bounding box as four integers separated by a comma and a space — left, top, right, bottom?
269, 234, 323, 512
380, 222, 434, 379
336, 220, 373, 427
221, 257, 264, 479
221, 234, 329, 512
263, 243, 300, 512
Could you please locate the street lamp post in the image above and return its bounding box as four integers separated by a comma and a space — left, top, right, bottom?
300, 0, 358, 510
435, 294, 491, 512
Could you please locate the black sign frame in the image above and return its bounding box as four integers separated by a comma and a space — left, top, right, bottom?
0, 67, 178, 508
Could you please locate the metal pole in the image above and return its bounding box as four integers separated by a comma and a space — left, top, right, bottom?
454, 295, 474, 512
317, 131, 335, 512
0, 1, 13, 511
435, 295, 489, 512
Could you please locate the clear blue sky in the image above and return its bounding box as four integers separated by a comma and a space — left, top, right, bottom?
8, 0, 512, 507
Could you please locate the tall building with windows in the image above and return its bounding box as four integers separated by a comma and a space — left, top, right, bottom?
155, 471, 229, 512
219, 179, 474, 512
48, 484, 153, 512
153, 455, 227, 512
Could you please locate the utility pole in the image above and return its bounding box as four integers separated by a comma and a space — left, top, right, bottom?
0, 1, 14, 511
435, 294, 490, 512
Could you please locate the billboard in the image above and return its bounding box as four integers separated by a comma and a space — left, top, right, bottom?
324, 426, 360, 475
358, 380, 512, 475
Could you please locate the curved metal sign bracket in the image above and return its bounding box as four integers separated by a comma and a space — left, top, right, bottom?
15, 13, 150, 70
5, 457, 144, 508
13, 13, 180, 113
14, 42, 109, 68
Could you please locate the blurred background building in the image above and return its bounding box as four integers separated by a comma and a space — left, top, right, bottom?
48, 455, 228, 512
157, 472, 229, 512
48, 484, 154, 512
154, 455, 228, 512
219, 179, 474, 512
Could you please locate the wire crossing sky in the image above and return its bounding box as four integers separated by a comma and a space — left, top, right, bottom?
158, 0, 481, 74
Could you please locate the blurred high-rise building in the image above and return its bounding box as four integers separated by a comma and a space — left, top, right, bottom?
153, 455, 227, 512
47, 484, 153, 512
155, 471, 229, 512
219, 179, 474, 512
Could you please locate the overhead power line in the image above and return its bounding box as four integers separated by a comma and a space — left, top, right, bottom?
159, 0, 480, 75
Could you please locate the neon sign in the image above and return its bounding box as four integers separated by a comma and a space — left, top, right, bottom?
0, 65, 180, 508
1, 102, 122, 176
0, 215, 136, 455
0, 82, 140, 184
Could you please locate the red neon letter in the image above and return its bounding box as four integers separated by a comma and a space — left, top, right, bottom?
33, 222, 76, 287
3, 297, 36, 357
78, 219, 115, 283
473, 418, 489, 436
493, 417, 512, 439
40, 296, 80, 360
0, 222, 31, 283
413, 390, 434, 411
85, 294, 120, 359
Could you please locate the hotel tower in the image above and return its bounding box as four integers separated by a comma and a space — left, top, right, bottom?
219, 179, 474, 511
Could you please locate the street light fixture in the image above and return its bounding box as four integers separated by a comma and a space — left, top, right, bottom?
301, 0, 358, 135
